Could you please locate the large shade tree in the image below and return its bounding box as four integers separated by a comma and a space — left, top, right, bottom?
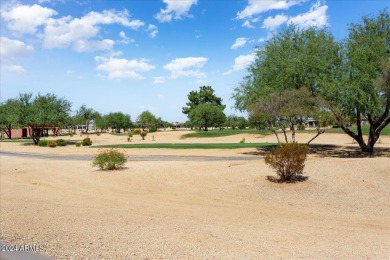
137, 110, 158, 132
0, 99, 21, 139
18, 93, 71, 144
183, 86, 226, 131
75, 105, 98, 133
233, 10, 389, 154
105, 112, 133, 133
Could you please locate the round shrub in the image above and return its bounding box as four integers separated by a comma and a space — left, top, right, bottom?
38, 140, 48, 147
132, 129, 142, 135
47, 141, 57, 148
140, 131, 147, 140
92, 149, 127, 170
75, 142, 81, 147
264, 143, 308, 182
56, 139, 67, 146
82, 137, 92, 146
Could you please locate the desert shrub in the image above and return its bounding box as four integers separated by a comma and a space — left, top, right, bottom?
56, 139, 67, 146
82, 137, 92, 146
240, 137, 245, 143
140, 131, 147, 140
264, 143, 308, 182
38, 140, 48, 147
75, 142, 81, 147
92, 149, 127, 170
96, 132, 101, 136
132, 129, 142, 135
48, 141, 57, 148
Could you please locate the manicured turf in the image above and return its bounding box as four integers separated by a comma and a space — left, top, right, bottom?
181, 129, 271, 138
0, 139, 33, 143
301, 125, 390, 135
92, 143, 276, 149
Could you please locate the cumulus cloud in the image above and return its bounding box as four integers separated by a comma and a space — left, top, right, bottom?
147, 24, 158, 38
119, 31, 135, 44
0, 37, 34, 73
231, 37, 249, 50
288, 1, 328, 28
164, 57, 207, 79
224, 53, 256, 75
95, 56, 155, 80
155, 0, 198, 23
262, 14, 288, 31
43, 9, 144, 52
153, 76, 166, 84
237, 0, 304, 20
1, 4, 146, 53
1, 4, 57, 35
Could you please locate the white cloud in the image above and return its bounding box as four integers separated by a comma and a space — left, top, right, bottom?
119, 31, 135, 44
95, 56, 155, 80
224, 53, 256, 75
231, 37, 249, 49
43, 9, 144, 52
1, 65, 27, 73
288, 1, 328, 29
1, 4, 57, 35
242, 20, 255, 29
147, 24, 158, 38
262, 14, 288, 31
153, 76, 166, 84
0, 37, 34, 73
237, 0, 304, 19
0, 37, 34, 60
155, 0, 198, 23
164, 57, 207, 79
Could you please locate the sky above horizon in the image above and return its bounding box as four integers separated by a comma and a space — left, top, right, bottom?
1, 0, 388, 122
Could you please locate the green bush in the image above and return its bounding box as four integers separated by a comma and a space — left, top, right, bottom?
140, 131, 147, 140
264, 143, 308, 182
82, 137, 92, 146
92, 149, 127, 170
48, 141, 57, 148
132, 129, 142, 135
38, 140, 48, 147
96, 132, 101, 136
75, 142, 81, 147
240, 137, 245, 143
56, 139, 67, 146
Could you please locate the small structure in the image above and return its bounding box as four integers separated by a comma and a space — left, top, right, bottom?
6, 126, 60, 139
305, 118, 319, 128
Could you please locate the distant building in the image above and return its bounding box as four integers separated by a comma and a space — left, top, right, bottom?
5, 126, 60, 139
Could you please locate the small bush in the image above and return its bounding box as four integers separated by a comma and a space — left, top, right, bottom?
75, 142, 81, 147
82, 137, 92, 146
96, 132, 101, 136
264, 143, 308, 183
38, 140, 48, 147
140, 131, 147, 140
132, 129, 142, 135
48, 141, 57, 148
92, 149, 127, 170
240, 137, 245, 143
56, 139, 67, 146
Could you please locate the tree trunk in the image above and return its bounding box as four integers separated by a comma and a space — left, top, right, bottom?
290, 117, 296, 143
4, 124, 12, 139
307, 127, 325, 145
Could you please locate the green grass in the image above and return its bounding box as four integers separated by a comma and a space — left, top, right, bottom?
302, 125, 390, 135
92, 142, 276, 149
181, 129, 271, 138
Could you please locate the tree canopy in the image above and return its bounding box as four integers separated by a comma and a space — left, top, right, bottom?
0, 99, 21, 139
137, 110, 158, 132
233, 9, 390, 154
183, 86, 226, 131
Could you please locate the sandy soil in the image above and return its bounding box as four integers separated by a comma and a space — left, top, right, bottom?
1, 131, 389, 259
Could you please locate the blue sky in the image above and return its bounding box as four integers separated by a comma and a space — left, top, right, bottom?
1, 0, 388, 122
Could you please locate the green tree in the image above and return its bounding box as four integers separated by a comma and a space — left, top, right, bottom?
18, 93, 71, 144
105, 112, 133, 133
137, 110, 158, 132
183, 86, 226, 131
0, 99, 21, 139
225, 115, 247, 130
233, 10, 390, 154
189, 103, 226, 131
75, 105, 98, 133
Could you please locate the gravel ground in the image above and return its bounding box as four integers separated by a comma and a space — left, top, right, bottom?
1, 132, 389, 259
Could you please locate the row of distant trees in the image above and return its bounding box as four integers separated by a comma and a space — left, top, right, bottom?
0, 93, 171, 144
